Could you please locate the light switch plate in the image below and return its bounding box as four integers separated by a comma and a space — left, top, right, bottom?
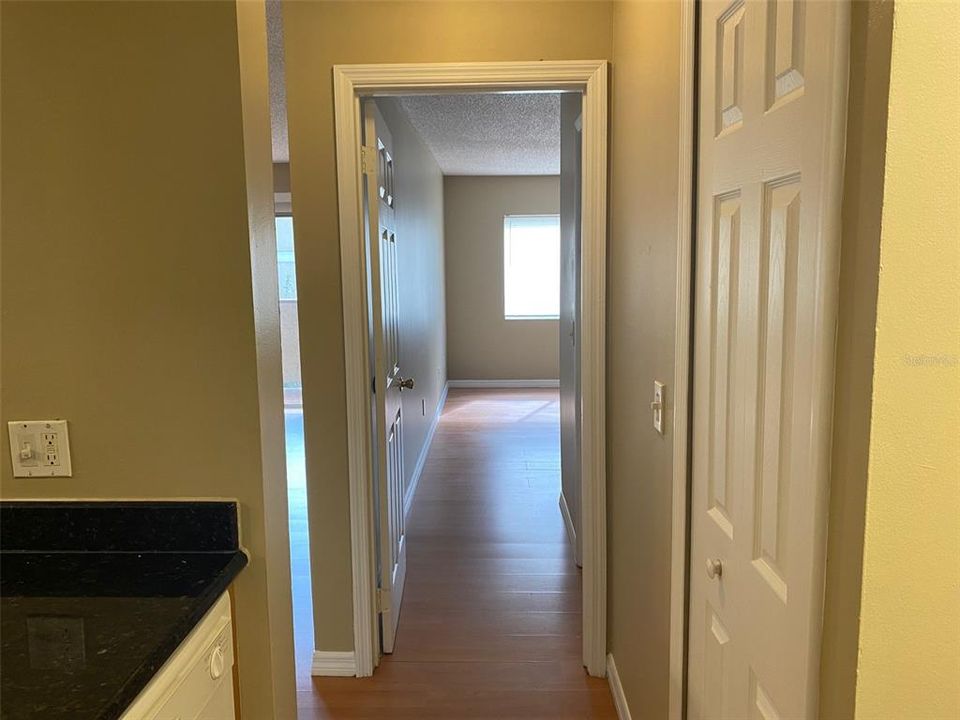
652, 381, 665, 434
7, 420, 73, 477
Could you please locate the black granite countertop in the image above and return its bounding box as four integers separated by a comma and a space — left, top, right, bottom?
0, 502, 248, 720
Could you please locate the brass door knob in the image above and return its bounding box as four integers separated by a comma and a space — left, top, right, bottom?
397, 377, 415, 391
706, 558, 723, 579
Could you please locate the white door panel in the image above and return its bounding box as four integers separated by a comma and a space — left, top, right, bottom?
363, 100, 407, 655
688, 1, 848, 718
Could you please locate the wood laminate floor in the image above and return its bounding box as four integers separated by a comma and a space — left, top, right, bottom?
294, 389, 616, 719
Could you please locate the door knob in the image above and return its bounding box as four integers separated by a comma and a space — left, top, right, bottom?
397, 377, 415, 391
706, 558, 723, 579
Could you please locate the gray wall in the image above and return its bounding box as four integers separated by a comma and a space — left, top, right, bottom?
376, 98, 448, 501
444, 175, 561, 381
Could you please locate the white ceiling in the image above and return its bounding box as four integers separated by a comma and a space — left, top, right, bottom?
266, 0, 289, 164
396, 93, 560, 176
266, 2, 559, 175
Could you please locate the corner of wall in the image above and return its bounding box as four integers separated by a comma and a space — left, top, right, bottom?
819, 2, 894, 717
235, 0, 297, 716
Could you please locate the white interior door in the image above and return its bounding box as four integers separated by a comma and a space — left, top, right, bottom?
688, 1, 848, 717
363, 100, 408, 655
559, 93, 583, 567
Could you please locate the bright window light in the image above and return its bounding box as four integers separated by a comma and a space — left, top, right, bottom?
503, 215, 561, 320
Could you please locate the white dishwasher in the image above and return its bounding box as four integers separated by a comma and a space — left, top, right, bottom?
121, 592, 236, 720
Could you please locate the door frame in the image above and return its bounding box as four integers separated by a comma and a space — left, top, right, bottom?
332, 60, 609, 678
670, 2, 697, 719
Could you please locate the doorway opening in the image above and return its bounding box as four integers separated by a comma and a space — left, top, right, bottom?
330, 62, 609, 687
363, 91, 584, 668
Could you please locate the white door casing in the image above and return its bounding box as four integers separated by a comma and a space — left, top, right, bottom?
363, 100, 408, 655
688, 1, 849, 718
332, 61, 608, 678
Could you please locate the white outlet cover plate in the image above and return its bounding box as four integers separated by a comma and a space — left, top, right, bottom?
7, 420, 73, 477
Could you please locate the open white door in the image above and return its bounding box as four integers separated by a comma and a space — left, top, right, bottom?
688, 1, 848, 718
559, 93, 583, 567
363, 100, 409, 655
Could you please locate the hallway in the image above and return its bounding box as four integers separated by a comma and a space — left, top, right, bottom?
297, 388, 616, 718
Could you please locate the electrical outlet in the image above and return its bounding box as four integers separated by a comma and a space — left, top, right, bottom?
8, 420, 72, 477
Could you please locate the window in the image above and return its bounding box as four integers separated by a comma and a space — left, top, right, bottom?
503, 214, 561, 319
275, 216, 297, 301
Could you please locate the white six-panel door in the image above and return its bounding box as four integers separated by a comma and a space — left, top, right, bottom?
688, 1, 848, 717
363, 100, 407, 655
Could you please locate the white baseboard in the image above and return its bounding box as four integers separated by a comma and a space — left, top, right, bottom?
558, 490, 578, 551
311, 650, 356, 677
404, 382, 448, 518
447, 379, 559, 388
607, 654, 632, 720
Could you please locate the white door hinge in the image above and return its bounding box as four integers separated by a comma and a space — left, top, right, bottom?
361, 145, 377, 175
376, 588, 389, 613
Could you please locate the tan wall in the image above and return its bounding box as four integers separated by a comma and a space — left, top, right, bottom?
444, 175, 560, 381
0, 1, 293, 716
282, 0, 613, 652
852, 1, 960, 717
819, 2, 893, 716
375, 98, 448, 501
606, 1, 683, 715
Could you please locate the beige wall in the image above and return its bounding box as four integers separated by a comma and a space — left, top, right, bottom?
444, 175, 560, 381
0, 1, 294, 716
375, 98, 448, 501
851, 2, 960, 717
606, 1, 683, 715
282, 0, 613, 652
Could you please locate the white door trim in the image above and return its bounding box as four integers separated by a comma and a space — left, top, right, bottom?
332, 60, 609, 678
607, 653, 633, 720
310, 651, 357, 678
669, 3, 697, 719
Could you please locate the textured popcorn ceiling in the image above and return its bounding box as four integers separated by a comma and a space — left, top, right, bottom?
396, 93, 560, 175
266, 3, 559, 174
266, 0, 289, 163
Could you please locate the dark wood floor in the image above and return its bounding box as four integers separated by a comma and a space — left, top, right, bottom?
295, 389, 616, 719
